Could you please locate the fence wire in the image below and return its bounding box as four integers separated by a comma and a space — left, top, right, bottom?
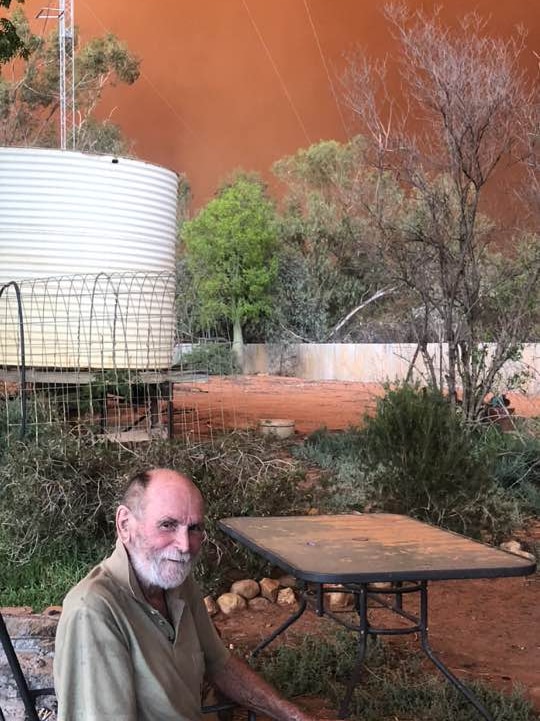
0, 272, 238, 446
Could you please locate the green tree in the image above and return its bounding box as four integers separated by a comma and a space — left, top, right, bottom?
181, 174, 279, 365
0, 0, 27, 65
344, 6, 540, 418
0, 8, 139, 152
272, 138, 397, 341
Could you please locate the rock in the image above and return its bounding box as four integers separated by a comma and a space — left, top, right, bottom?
500, 541, 536, 561
259, 577, 280, 602
327, 591, 354, 611
216, 592, 247, 616
248, 596, 271, 611
277, 574, 297, 588
0, 606, 33, 616
42, 605, 63, 616
277, 588, 296, 606
204, 595, 218, 617
230, 579, 260, 600
307, 507, 320, 515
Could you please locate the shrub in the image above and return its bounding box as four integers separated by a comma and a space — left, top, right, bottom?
474, 426, 540, 517
254, 627, 536, 721
0, 426, 313, 604
294, 427, 371, 512
0, 428, 130, 565
355, 383, 521, 540
177, 342, 240, 376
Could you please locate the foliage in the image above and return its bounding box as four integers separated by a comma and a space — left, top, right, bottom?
271, 139, 395, 342
254, 627, 536, 721
475, 425, 540, 516
0, 427, 313, 604
0, 426, 129, 566
177, 342, 240, 376
297, 385, 526, 542
343, 7, 540, 419
0, 8, 139, 151
293, 427, 371, 512
181, 174, 279, 356
359, 383, 522, 539
0, 0, 27, 65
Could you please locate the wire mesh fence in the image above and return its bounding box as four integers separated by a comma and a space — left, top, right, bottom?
0, 271, 240, 446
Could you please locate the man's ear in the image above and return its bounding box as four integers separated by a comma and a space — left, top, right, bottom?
116, 505, 134, 543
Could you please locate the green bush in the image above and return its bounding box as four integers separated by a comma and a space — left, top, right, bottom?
177, 342, 240, 376
474, 426, 540, 516
360, 383, 521, 540
254, 627, 536, 721
294, 427, 371, 512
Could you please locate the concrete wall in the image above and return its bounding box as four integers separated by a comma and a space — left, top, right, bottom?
243, 343, 540, 394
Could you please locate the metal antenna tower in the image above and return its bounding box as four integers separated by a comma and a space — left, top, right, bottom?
37, 1, 76, 150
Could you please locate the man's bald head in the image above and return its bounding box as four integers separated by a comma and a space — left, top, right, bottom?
120, 468, 204, 519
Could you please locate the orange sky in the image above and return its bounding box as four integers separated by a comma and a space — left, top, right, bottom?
21, 0, 540, 205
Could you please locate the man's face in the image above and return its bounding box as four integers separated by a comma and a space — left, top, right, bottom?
124, 472, 205, 590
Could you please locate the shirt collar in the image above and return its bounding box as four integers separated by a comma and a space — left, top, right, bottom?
104, 537, 148, 603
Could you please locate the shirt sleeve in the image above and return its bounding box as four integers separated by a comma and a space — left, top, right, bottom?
188, 578, 230, 678
54, 600, 138, 721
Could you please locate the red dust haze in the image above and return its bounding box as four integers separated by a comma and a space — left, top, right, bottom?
22, 0, 540, 205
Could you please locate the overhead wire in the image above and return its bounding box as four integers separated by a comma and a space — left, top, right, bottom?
302, 0, 350, 139
240, 0, 312, 147
78, 0, 201, 140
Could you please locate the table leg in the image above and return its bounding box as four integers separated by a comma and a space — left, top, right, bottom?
251, 596, 308, 658
338, 585, 369, 719
418, 581, 493, 721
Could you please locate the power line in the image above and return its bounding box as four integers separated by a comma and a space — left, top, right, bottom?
78, 0, 201, 140
240, 0, 311, 146
302, 0, 349, 139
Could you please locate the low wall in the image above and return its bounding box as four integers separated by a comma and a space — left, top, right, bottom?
0, 611, 57, 721
243, 343, 540, 393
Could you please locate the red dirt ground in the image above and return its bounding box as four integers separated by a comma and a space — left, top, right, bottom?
215, 570, 540, 717
172, 375, 540, 438
175, 376, 540, 716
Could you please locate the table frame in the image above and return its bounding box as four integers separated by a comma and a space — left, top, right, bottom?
219, 515, 536, 720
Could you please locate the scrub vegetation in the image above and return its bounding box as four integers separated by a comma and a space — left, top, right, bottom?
253, 628, 537, 721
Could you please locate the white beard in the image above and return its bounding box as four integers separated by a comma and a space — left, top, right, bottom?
130, 548, 194, 590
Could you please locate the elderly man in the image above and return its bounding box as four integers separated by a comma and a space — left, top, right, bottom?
54, 468, 324, 721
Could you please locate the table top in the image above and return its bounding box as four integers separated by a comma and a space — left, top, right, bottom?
219, 514, 536, 583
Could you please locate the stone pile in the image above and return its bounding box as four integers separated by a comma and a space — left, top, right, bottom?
204, 576, 362, 616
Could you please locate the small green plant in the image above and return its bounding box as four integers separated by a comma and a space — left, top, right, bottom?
294, 427, 371, 512
253, 628, 537, 721
178, 342, 240, 376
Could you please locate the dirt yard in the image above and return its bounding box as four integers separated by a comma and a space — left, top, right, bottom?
172, 375, 540, 437
214, 570, 540, 716
174, 376, 540, 715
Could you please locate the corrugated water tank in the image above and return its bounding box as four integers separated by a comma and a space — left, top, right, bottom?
0, 147, 179, 370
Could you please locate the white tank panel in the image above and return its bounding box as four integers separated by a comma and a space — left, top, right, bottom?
0, 147, 178, 280
0, 148, 179, 370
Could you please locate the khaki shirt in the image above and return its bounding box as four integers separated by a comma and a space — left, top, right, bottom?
54, 539, 230, 721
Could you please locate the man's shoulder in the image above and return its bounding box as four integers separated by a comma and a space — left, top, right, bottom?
62, 558, 124, 616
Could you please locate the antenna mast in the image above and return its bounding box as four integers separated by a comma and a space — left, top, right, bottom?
37, 1, 76, 150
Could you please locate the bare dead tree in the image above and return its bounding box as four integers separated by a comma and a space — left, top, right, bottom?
344, 3, 540, 419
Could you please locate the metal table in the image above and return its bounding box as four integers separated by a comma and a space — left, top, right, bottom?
219, 513, 536, 720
